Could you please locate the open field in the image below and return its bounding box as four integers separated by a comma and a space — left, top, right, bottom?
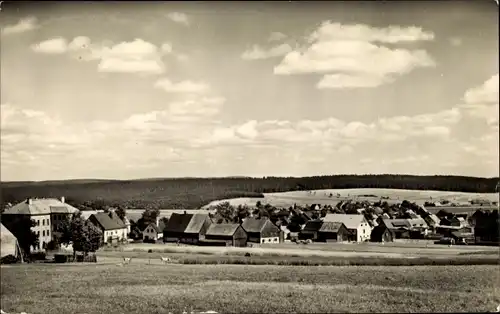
203, 188, 499, 209
2, 264, 499, 313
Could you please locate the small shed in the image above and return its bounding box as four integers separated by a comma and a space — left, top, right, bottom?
370, 225, 395, 243
299, 220, 323, 240
204, 223, 247, 247
317, 222, 349, 242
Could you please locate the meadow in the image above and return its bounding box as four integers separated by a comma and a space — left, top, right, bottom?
1, 264, 499, 313
203, 188, 498, 210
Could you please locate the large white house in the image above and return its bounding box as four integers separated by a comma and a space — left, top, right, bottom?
323, 214, 372, 242
88, 212, 128, 244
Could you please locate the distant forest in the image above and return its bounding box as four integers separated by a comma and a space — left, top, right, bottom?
1, 175, 498, 210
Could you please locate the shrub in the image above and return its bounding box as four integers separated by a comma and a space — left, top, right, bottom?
30, 252, 46, 261
0, 254, 19, 264
54, 254, 69, 263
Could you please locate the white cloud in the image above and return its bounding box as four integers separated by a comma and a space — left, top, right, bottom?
154, 78, 210, 94
273, 21, 436, 89
449, 37, 462, 47
242, 44, 293, 60
308, 22, 435, 44
31, 37, 68, 54
167, 12, 190, 26
1, 17, 39, 36
463, 74, 499, 105
268, 32, 287, 42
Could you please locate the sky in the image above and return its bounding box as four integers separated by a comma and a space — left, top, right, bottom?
0, 1, 498, 181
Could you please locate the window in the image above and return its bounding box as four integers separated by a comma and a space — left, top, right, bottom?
42, 230, 45, 236
42, 219, 45, 226
37, 220, 40, 226
37, 231, 40, 236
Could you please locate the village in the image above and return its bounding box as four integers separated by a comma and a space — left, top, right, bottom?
1, 194, 498, 264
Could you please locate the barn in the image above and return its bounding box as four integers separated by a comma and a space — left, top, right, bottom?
202, 223, 248, 247
317, 222, 349, 242
299, 220, 323, 240
370, 225, 395, 242
242, 217, 281, 244
163, 212, 212, 244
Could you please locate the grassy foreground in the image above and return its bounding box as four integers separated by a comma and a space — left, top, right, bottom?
1, 264, 499, 313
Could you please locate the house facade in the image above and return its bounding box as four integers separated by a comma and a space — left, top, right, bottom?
88, 212, 128, 244
1, 197, 79, 251
323, 214, 371, 242
142, 219, 165, 242
299, 220, 323, 240
242, 217, 281, 244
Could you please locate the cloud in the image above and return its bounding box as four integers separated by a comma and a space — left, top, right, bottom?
154, 78, 210, 94
31, 37, 68, 54
33, 36, 173, 75
308, 22, 435, 43
268, 32, 287, 42
273, 21, 436, 89
241, 44, 293, 60
449, 37, 462, 47
463, 74, 499, 105
1, 17, 39, 36
167, 12, 190, 26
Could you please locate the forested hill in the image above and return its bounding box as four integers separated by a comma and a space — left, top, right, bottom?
1, 175, 498, 209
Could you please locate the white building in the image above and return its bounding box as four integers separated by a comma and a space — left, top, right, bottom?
323, 214, 372, 242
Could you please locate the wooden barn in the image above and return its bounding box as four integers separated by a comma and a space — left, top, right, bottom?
370, 225, 395, 243
317, 222, 349, 242
381, 219, 411, 239
242, 217, 281, 244
163, 212, 212, 244
201, 223, 247, 247
299, 220, 323, 240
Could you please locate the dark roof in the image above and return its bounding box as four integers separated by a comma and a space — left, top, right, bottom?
165, 213, 194, 233
302, 220, 323, 232
90, 213, 126, 230
165, 213, 210, 234
383, 219, 411, 230
241, 217, 269, 233
319, 222, 344, 233
371, 225, 394, 240
206, 223, 240, 236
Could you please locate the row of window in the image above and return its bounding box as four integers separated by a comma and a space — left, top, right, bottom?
36, 230, 51, 237
36, 219, 50, 226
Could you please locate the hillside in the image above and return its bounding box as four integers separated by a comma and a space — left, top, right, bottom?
1, 175, 498, 209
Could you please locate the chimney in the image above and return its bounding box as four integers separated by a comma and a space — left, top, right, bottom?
26, 198, 32, 205
184, 210, 187, 215
156, 216, 160, 226
61, 196, 65, 203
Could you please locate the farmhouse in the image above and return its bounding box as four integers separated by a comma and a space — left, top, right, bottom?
201, 223, 247, 247
142, 219, 166, 242
323, 214, 371, 242
370, 225, 395, 243
299, 220, 323, 240
317, 222, 349, 242
241, 217, 281, 244
381, 219, 411, 239
1, 197, 78, 251
88, 212, 128, 244
407, 218, 429, 237
163, 212, 212, 244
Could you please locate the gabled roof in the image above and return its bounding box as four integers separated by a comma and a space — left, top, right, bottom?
323, 214, 367, 229
319, 222, 344, 233
165, 213, 210, 234
3, 198, 79, 215
206, 223, 240, 237
407, 218, 427, 228
241, 217, 270, 233
302, 220, 323, 232
185, 213, 210, 233
144, 220, 166, 233
383, 219, 411, 230
90, 212, 126, 231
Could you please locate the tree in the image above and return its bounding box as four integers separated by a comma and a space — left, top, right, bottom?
71, 217, 102, 258
256, 201, 262, 208
11, 216, 39, 257
115, 207, 127, 221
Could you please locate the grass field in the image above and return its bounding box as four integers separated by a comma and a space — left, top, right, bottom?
203, 188, 498, 210
1, 264, 499, 313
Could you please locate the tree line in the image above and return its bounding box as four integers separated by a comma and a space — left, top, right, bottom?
1, 175, 497, 210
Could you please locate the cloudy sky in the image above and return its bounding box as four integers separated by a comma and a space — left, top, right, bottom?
1, 1, 498, 181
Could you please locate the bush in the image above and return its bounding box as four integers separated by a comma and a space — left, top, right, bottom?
0, 254, 19, 264
30, 252, 46, 261
54, 254, 69, 263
